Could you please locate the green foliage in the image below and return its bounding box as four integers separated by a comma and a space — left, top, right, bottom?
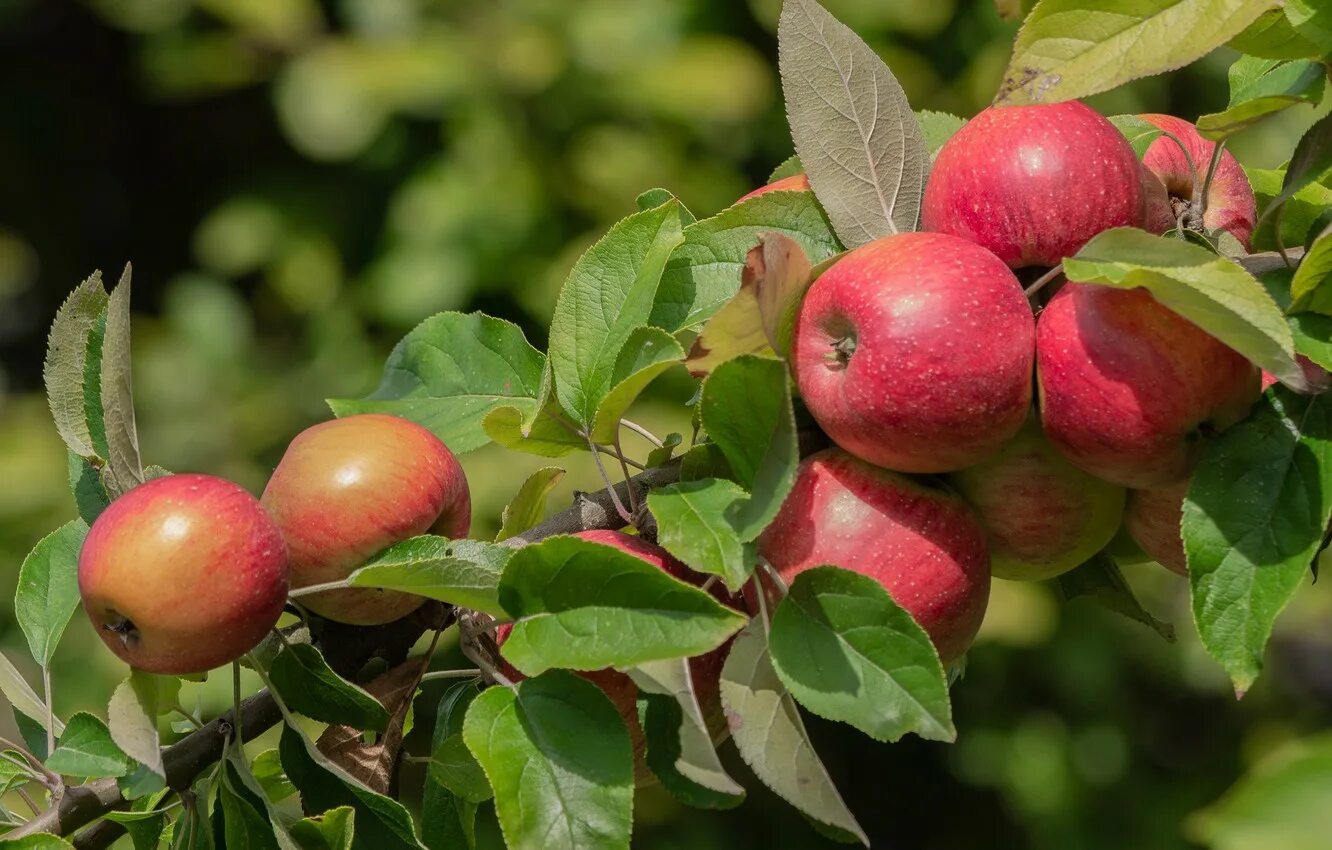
268, 644, 389, 731
1057, 554, 1176, 641
15, 520, 86, 666
106, 672, 165, 784
343, 537, 510, 617
1196, 56, 1327, 140
495, 468, 565, 542
648, 479, 754, 590
44, 712, 132, 778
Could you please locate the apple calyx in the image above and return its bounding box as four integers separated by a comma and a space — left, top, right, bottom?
828, 335, 857, 367
101, 613, 139, 649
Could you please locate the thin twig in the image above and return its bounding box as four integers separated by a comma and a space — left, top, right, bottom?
232, 663, 243, 749
587, 436, 634, 524
420, 669, 483, 683
619, 419, 664, 448
16, 786, 40, 818
612, 432, 641, 514
1024, 264, 1064, 297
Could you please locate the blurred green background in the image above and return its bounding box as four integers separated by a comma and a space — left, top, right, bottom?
0, 0, 1329, 847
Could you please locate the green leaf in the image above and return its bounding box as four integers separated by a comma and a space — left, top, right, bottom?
1188, 732, 1332, 850
327, 312, 545, 454
251, 748, 295, 803
548, 199, 687, 427
346, 537, 510, 617
700, 356, 799, 537
636, 188, 677, 212
768, 566, 954, 743
1063, 228, 1307, 391
497, 535, 746, 676
1228, 8, 1325, 59
496, 467, 565, 542
1248, 167, 1332, 253
15, 520, 88, 666
1289, 223, 1332, 313
108, 672, 164, 783
218, 759, 281, 850
1263, 112, 1332, 224
645, 432, 683, 469
44, 712, 132, 778
1185, 388, 1332, 695
462, 671, 633, 850
652, 190, 839, 332
1107, 114, 1165, 157
104, 808, 168, 850
268, 644, 390, 731
0, 835, 77, 848
778, 0, 928, 246
222, 749, 300, 850
98, 265, 144, 498
719, 619, 867, 846
1197, 57, 1326, 140
648, 479, 754, 591
995, 0, 1274, 106
0, 653, 61, 737
768, 155, 803, 182
423, 683, 482, 850
427, 683, 490, 804
67, 452, 110, 525
483, 368, 586, 460
917, 111, 965, 155
1290, 312, 1332, 370
290, 807, 356, 850
588, 327, 684, 444
280, 725, 425, 850
1057, 553, 1176, 641
43, 271, 110, 461
1287, 0, 1332, 51
628, 658, 744, 807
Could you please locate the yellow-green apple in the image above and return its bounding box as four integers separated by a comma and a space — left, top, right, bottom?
262, 413, 470, 626
757, 448, 990, 663
1124, 479, 1189, 576
1036, 284, 1260, 488
949, 418, 1126, 581
1139, 114, 1257, 248
737, 173, 810, 203
79, 474, 289, 675
496, 529, 738, 784
923, 101, 1144, 268
792, 231, 1034, 473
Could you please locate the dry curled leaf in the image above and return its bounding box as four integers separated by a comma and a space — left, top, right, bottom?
315, 655, 429, 794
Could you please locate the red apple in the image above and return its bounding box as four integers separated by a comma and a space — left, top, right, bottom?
923, 101, 1144, 268
792, 231, 1034, 473
1139, 114, 1258, 248
262, 413, 470, 626
1124, 480, 1189, 576
1036, 284, 1260, 489
949, 418, 1126, 581
79, 474, 289, 675
757, 448, 990, 664
737, 173, 810, 203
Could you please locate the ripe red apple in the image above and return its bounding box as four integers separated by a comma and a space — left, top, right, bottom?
757, 448, 990, 664
923, 101, 1144, 268
262, 413, 470, 626
496, 529, 737, 784
737, 173, 810, 203
949, 418, 1126, 581
79, 474, 289, 675
1139, 114, 1258, 248
1036, 284, 1260, 489
1124, 480, 1189, 576
792, 231, 1034, 473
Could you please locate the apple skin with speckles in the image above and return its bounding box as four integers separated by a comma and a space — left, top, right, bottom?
1139, 114, 1257, 248
1036, 284, 1260, 489
78, 474, 289, 675
922, 101, 1145, 268
262, 413, 470, 626
736, 172, 810, 203
949, 418, 1126, 581
1124, 479, 1190, 576
792, 231, 1035, 473
757, 449, 991, 664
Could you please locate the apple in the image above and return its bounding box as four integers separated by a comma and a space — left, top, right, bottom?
1139, 114, 1258, 248
737, 173, 810, 203
791, 231, 1034, 473
496, 529, 737, 785
1036, 283, 1260, 488
262, 413, 470, 626
923, 101, 1144, 268
949, 418, 1126, 581
79, 474, 289, 675
1124, 480, 1190, 576
757, 448, 990, 664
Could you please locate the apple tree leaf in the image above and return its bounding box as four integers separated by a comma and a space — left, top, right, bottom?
778, 0, 928, 247
1289, 223, 1332, 314
43, 271, 110, 461
496, 467, 565, 542
345, 536, 510, 617
1107, 114, 1166, 157
107, 671, 164, 782
15, 519, 88, 666
1197, 56, 1326, 141
1262, 112, 1332, 226
768, 155, 803, 182
44, 712, 133, 778
289, 806, 356, 850
1228, 8, 1325, 59
268, 644, 389, 732
1184, 387, 1332, 696
648, 478, 755, 591
917, 110, 965, 155
588, 326, 684, 444
98, 265, 144, 498
0, 652, 60, 739
1057, 553, 1176, 641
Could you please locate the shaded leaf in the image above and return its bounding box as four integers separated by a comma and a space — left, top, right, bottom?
269, 644, 389, 731
43, 271, 109, 460
496, 467, 565, 542
15, 520, 88, 666
1289, 223, 1332, 314
98, 265, 144, 498
316, 656, 429, 795
1058, 553, 1176, 641
1263, 112, 1332, 224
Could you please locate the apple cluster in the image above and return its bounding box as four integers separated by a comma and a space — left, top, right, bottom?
751, 101, 1262, 663
77, 413, 472, 675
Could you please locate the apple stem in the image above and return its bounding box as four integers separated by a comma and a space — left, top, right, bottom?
287, 579, 350, 599
1024, 263, 1064, 298
420, 669, 482, 682
41, 666, 54, 760
1195, 138, 1227, 217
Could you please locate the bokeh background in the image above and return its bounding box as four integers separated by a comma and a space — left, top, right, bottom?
1, 1, 1330, 848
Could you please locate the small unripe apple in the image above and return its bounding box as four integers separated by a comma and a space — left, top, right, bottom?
737, 173, 810, 203
1037, 284, 1260, 488
923, 101, 1144, 268
757, 449, 990, 664
79, 474, 289, 675
1124, 480, 1189, 576
949, 418, 1126, 581
1139, 114, 1257, 248
792, 231, 1034, 473
262, 414, 470, 626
